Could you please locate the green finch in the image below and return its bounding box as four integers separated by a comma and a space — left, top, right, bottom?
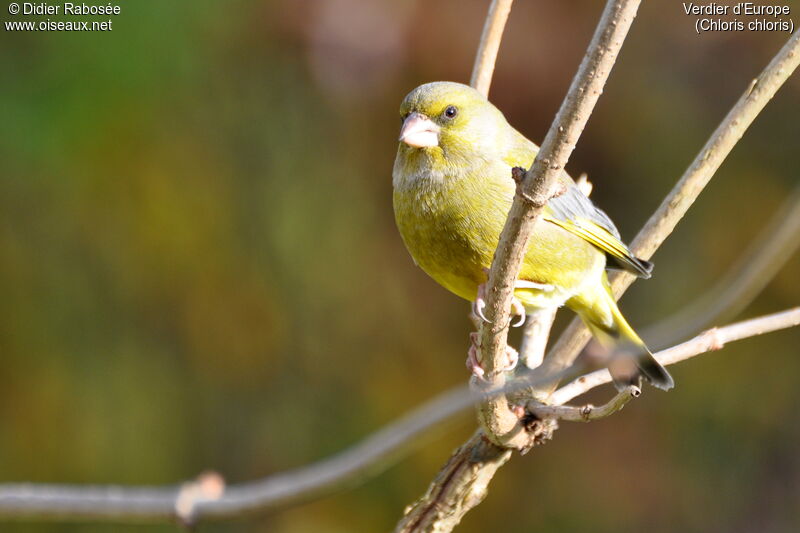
392, 81, 673, 391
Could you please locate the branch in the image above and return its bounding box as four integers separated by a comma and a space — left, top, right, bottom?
475, 0, 642, 449
537, 28, 800, 394
550, 307, 800, 405
530, 385, 641, 422
470, 0, 515, 98
393, 432, 511, 533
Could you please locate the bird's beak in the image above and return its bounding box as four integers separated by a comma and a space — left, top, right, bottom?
399, 112, 440, 148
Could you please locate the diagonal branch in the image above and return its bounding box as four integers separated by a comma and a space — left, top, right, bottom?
537, 28, 800, 395
475, 0, 642, 449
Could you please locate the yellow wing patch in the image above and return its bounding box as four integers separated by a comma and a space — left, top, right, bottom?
544, 215, 653, 278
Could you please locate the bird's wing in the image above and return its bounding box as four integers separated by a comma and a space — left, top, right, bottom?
546, 186, 653, 278
502, 129, 652, 279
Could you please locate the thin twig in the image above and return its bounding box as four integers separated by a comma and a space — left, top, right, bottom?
550, 307, 800, 405
470, 0, 515, 98
529, 385, 640, 422
538, 29, 800, 394
475, 0, 642, 449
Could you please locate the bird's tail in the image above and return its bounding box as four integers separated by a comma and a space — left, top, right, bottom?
569, 278, 674, 391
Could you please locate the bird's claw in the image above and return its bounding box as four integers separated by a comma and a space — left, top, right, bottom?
503, 345, 519, 371
471, 283, 491, 325
471, 282, 527, 327
472, 297, 490, 324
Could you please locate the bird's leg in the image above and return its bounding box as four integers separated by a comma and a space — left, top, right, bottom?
466, 332, 520, 379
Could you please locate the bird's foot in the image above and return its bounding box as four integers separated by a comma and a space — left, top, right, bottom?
466, 332, 484, 378
471, 282, 527, 328
503, 344, 520, 372
509, 296, 526, 327
470, 283, 490, 327
466, 332, 520, 380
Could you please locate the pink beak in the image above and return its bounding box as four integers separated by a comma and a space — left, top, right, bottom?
399, 112, 440, 148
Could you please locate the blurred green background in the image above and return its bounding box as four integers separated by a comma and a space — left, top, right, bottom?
1, 1, 799, 532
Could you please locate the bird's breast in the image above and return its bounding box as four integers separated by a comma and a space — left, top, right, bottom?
393, 174, 494, 302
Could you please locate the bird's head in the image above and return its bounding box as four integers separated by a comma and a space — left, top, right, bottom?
396, 82, 508, 166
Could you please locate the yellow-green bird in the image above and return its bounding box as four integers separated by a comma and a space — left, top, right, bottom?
392, 81, 673, 391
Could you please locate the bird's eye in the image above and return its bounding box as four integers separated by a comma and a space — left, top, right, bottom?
443, 105, 458, 119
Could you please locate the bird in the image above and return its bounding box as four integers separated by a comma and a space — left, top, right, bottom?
392, 81, 673, 391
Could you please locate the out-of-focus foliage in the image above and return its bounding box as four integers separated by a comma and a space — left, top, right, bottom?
1, 1, 798, 532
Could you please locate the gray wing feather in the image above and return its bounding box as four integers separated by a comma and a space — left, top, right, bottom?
548, 185, 622, 239
547, 185, 653, 278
